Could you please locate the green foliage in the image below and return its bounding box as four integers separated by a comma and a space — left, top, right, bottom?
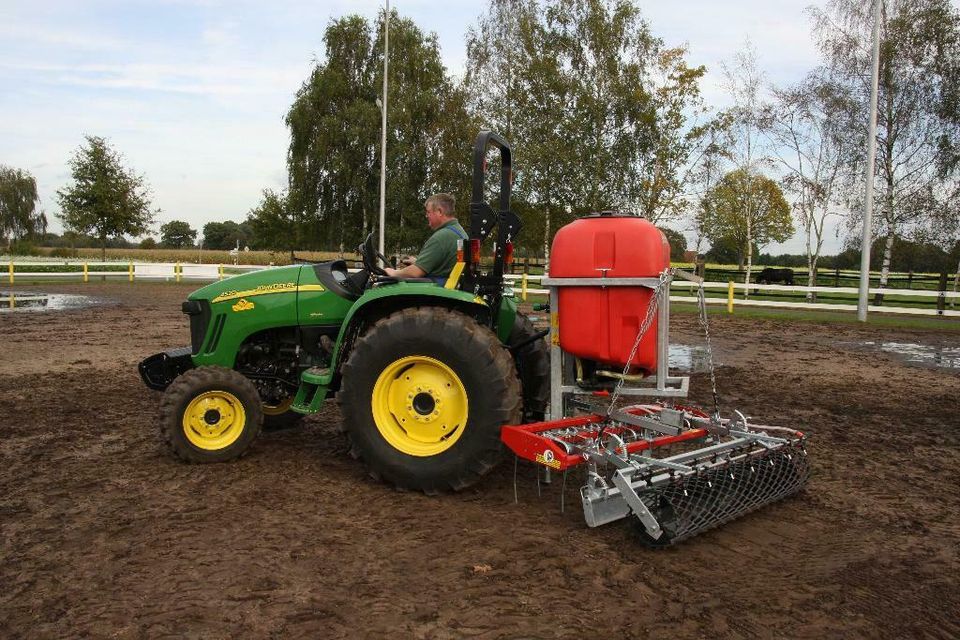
284, 11, 476, 255
701, 169, 794, 268
466, 0, 720, 256
705, 235, 759, 267
246, 190, 295, 254
56, 136, 157, 260
159, 220, 196, 249
658, 227, 688, 262
202, 220, 251, 250
0, 165, 46, 248
139, 237, 157, 249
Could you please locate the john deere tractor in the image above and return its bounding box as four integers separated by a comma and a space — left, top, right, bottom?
140, 132, 549, 493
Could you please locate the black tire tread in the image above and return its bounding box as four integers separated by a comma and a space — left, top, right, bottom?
338, 307, 521, 493
159, 366, 263, 463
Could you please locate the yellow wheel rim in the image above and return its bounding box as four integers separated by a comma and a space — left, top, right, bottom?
262, 395, 294, 416
371, 355, 468, 457
182, 391, 247, 450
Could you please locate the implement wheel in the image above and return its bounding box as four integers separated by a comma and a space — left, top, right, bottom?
159, 366, 263, 462
339, 307, 521, 493
509, 312, 550, 422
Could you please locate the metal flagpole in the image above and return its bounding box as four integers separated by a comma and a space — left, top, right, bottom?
858, 0, 882, 322
378, 0, 390, 257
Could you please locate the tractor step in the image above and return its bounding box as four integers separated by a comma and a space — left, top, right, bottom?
291, 367, 332, 414
501, 403, 809, 546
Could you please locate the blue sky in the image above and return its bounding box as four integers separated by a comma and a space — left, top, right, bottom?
1, 0, 842, 253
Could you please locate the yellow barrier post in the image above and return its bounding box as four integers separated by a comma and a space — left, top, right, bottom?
521, 272, 528, 301
219, 264, 224, 280
176, 262, 181, 283
727, 280, 734, 314
83, 263, 89, 283
8, 261, 13, 284
128, 262, 134, 282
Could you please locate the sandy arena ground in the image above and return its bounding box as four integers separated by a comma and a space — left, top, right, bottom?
1, 282, 958, 639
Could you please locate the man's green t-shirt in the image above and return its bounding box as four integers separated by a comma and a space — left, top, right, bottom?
415, 219, 467, 278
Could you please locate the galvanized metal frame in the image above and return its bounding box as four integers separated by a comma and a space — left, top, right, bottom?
542, 274, 688, 420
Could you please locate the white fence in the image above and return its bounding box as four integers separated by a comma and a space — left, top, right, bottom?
6, 261, 958, 318
503, 274, 960, 318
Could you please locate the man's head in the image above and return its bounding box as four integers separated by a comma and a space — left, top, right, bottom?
424, 193, 456, 230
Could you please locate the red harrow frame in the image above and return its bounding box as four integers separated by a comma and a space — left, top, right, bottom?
501, 404, 809, 546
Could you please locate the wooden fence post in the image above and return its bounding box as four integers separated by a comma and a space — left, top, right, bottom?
8, 261, 13, 285
129, 262, 134, 282
176, 262, 181, 283
219, 264, 224, 280
727, 281, 735, 314
83, 263, 88, 283
521, 273, 528, 301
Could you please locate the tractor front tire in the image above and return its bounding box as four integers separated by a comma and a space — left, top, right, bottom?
159, 366, 263, 462
339, 307, 521, 493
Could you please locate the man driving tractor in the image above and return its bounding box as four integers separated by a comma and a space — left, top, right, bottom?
384, 193, 467, 285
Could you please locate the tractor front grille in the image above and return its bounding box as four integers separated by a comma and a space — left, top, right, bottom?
183, 299, 211, 355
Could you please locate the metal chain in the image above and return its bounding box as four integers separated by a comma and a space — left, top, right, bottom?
695, 282, 721, 421
605, 269, 671, 417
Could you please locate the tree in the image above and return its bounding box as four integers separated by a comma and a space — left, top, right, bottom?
0, 165, 46, 250
701, 169, 795, 270
705, 234, 759, 266
160, 220, 197, 248
139, 237, 157, 249
246, 189, 296, 255
810, 0, 960, 302
467, 0, 715, 259
768, 72, 857, 299
722, 40, 770, 293
286, 11, 476, 256
658, 226, 688, 262
57, 136, 157, 260
203, 220, 251, 250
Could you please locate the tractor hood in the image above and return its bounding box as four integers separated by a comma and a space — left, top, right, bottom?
188, 265, 303, 303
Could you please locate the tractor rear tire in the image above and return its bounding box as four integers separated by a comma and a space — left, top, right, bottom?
509, 313, 550, 422
159, 366, 263, 462
338, 307, 521, 493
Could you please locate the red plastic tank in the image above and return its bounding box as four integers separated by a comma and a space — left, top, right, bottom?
549, 212, 670, 374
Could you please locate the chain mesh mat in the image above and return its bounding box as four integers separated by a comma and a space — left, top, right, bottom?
634, 443, 810, 547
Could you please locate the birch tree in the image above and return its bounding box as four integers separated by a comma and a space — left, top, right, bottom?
768, 73, 856, 297
722, 41, 769, 295
810, 0, 960, 302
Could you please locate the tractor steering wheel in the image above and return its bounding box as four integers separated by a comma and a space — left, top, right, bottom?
361, 232, 390, 276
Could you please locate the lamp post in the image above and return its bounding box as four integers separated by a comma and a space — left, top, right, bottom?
858, 0, 882, 322
378, 0, 390, 257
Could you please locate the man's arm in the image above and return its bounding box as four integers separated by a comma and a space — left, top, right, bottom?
385, 263, 427, 278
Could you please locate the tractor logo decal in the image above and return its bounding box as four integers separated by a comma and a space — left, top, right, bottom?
211, 281, 324, 304
232, 299, 255, 312
535, 449, 561, 469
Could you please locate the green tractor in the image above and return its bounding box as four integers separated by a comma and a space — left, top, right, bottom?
140, 132, 549, 493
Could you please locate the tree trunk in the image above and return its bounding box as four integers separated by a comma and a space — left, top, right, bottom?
543, 205, 551, 270
743, 219, 753, 299
874, 229, 895, 306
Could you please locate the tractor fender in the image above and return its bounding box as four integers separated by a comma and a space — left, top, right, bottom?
328, 284, 490, 385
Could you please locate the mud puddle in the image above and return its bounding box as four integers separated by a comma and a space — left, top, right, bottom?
0, 292, 101, 312
669, 344, 716, 373
840, 340, 960, 370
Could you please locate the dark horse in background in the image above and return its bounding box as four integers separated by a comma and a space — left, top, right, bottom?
755, 267, 795, 285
